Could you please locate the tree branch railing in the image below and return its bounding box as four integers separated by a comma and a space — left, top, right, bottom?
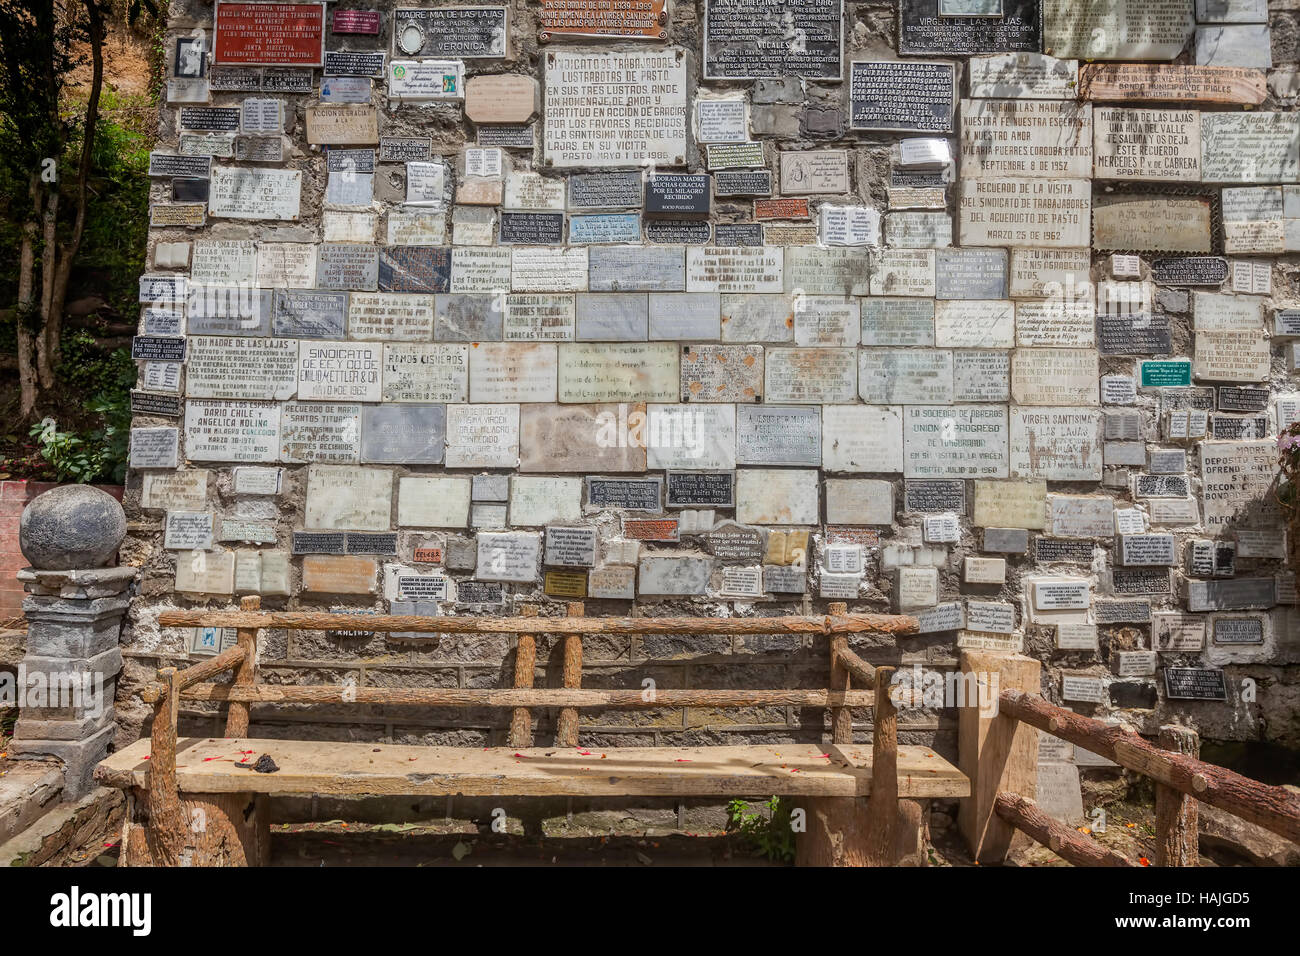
992, 687, 1300, 866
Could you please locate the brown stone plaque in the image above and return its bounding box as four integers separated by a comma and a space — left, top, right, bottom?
1093, 196, 1213, 253
539, 0, 668, 40
465, 74, 539, 125
754, 198, 811, 220
1079, 64, 1266, 106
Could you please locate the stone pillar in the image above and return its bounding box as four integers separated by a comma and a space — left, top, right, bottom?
12, 486, 132, 799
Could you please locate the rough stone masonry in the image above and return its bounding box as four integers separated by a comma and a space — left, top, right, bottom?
120, 0, 1300, 805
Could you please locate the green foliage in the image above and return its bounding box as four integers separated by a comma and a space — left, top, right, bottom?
28, 390, 131, 484
73, 91, 152, 317
28, 333, 134, 483
726, 796, 796, 863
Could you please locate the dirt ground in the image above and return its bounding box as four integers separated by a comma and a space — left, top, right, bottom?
39, 797, 1235, 868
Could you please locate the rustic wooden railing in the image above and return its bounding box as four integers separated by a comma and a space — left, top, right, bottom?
986, 680, 1300, 866
130, 610, 1299, 867
133, 598, 921, 866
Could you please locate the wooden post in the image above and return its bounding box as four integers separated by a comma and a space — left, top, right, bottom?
508, 604, 539, 748
224, 595, 261, 738
958, 651, 1041, 863
995, 792, 1137, 867
1154, 725, 1199, 867
146, 667, 186, 866
798, 602, 868, 866
866, 666, 898, 865
827, 602, 852, 745
555, 602, 584, 748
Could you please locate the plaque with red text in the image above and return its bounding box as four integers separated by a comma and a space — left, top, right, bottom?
214, 2, 327, 67
540, 0, 668, 40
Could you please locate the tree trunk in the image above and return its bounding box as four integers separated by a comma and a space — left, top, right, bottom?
17, 173, 42, 418
39, 0, 107, 390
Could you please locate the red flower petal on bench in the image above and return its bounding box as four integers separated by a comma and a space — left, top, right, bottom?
675, 758, 691, 762
513, 753, 528, 758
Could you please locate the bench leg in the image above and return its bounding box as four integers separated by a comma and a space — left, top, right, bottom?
796, 797, 929, 867
131, 790, 266, 866
796, 797, 868, 866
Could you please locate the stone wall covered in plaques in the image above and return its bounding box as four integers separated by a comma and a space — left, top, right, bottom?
125, 0, 1300, 793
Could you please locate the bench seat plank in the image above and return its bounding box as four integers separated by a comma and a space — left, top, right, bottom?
97, 738, 969, 799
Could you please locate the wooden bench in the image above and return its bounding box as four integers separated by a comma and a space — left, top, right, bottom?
95, 598, 970, 866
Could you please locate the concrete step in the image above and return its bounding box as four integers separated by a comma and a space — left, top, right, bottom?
0, 785, 124, 867
0, 759, 63, 844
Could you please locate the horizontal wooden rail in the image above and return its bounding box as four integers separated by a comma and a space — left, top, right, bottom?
1001, 689, 1300, 846
995, 792, 1136, 867
156, 610, 919, 636
173, 684, 878, 709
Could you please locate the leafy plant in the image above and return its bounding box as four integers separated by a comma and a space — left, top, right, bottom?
28, 384, 131, 484
726, 796, 796, 863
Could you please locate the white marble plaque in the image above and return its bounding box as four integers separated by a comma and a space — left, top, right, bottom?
961, 100, 1092, 178
903, 406, 1009, 478
1010, 407, 1103, 480
297, 341, 382, 402
184, 400, 280, 462
469, 342, 558, 402
959, 177, 1090, 247
208, 166, 301, 220
382, 343, 469, 402
543, 50, 688, 168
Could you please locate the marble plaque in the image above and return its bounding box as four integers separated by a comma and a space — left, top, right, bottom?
517, 403, 647, 472
470, 343, 558, 402
305, 465, 393, 531
543, 50, 688, 168
511, 247, 589, 292
764, 348, 856, 404
503, 293, 576, 341
1093, 108, 1201, 181
646, 404, 737, 471
959, 177, 1090, 247
779, 150, 849, 195
1042, 0, 1192, 60
934, 300, 1014, 347
903, 405, 1009, 479
444, 403, 520, 469
186, 336, 298, 401
1201, 112, 1300, 183
361, 405, 446, 465
686, 247, 783, 294
1093, 196, 1212, 252
1009, 407, 1102, 480
557, 343, 677, 402
347, 293, 434, 341
297, 341, 382, 402
968, 52, 1078, 98
735, 406, 820, 466
129, 427, 179, 469
735, 469, 820, 525
184, 400, 280, 462
381, 343, 469, 403
859, 349, 953, 405
961, 100, 1092, 178
208, 166, 301, 220
1011, 348, 1098, 405
869, 250, 936, 297
280, 401, 361, 464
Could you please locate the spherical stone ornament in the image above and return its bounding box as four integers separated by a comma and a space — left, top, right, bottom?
20, 485, 127, 570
